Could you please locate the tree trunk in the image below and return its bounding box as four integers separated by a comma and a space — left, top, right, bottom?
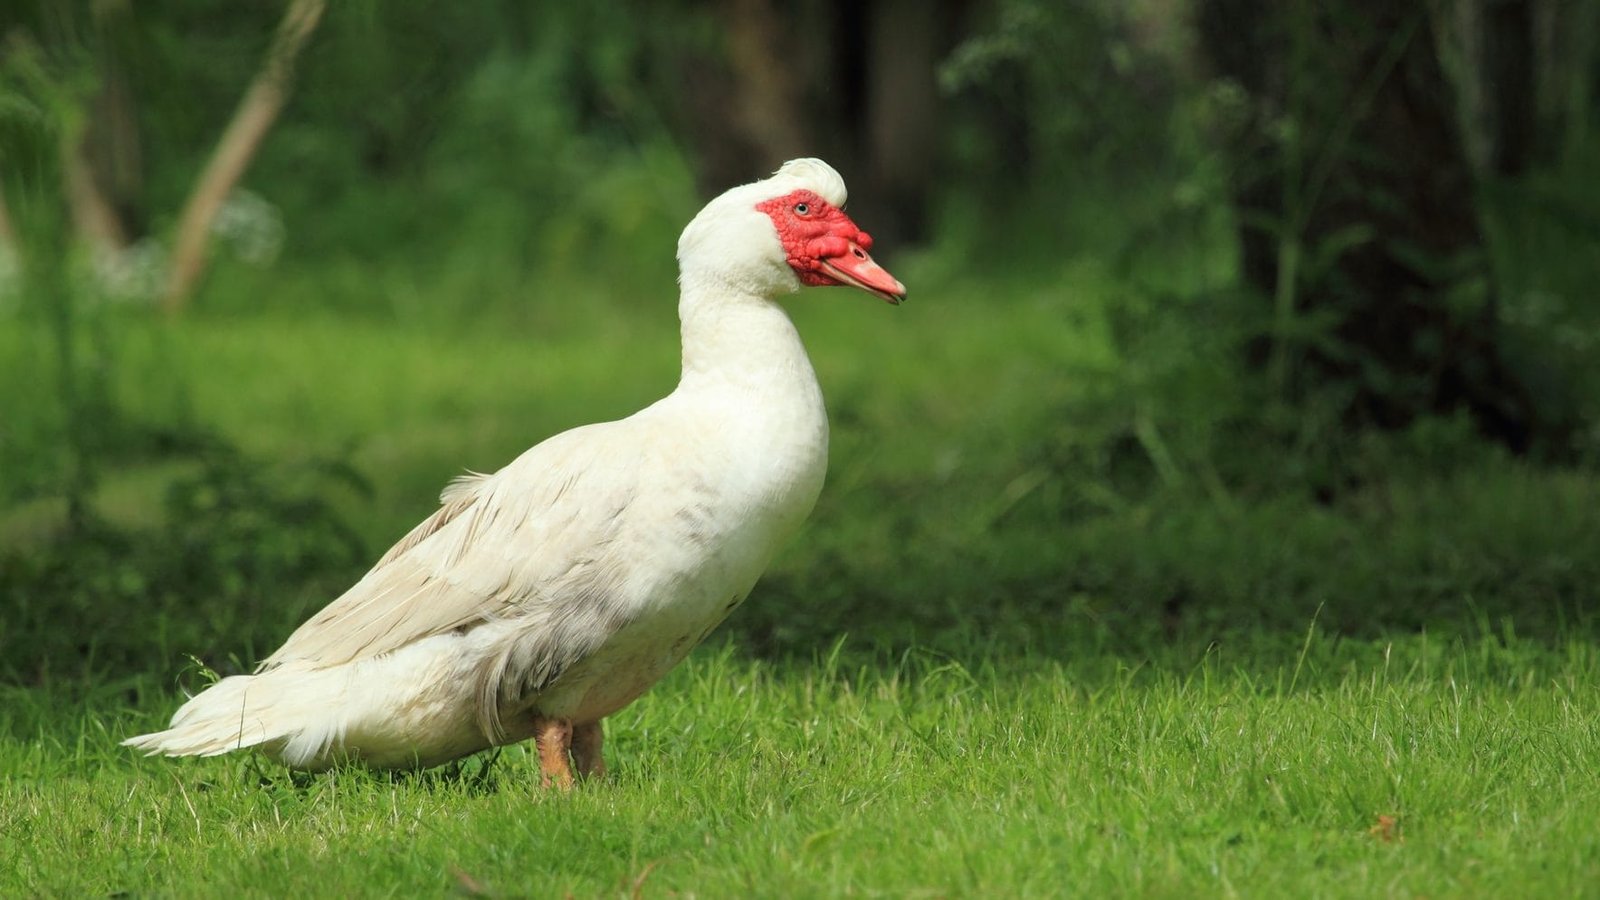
723, 0, 809, 166
162, 0, 325, 314
858, 0, 946, 247
61, 118, 129, 262
0, 179, 15, 257
672, 0, 963, 248
88, 0, 146, 238
1481, 0, 1538, 175
672, 0, 811, 197
1197, 0, 1545, 450
55, 0, 143, 264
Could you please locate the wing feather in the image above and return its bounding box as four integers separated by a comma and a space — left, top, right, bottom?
259, 423, 645, 673
368, 470, 491, 571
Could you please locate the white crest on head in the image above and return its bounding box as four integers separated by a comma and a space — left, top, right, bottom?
765, 158, 848, 208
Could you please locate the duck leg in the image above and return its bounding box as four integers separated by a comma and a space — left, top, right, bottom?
571, 720, 606, 780
533, 716, 573, 790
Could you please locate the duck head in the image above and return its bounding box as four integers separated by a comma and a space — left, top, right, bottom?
677, 158, 906, 305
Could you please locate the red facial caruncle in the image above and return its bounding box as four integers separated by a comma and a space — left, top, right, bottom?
756, 189, 907, 305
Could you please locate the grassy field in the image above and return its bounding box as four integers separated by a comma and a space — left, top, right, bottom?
4, 250, 1600, 895
6, 637, 1600, 896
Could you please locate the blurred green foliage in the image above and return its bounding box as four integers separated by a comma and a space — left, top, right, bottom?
0, 445, 368, 683
1, 0, 1598, 687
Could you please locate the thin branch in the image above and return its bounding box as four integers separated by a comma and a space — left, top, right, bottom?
162, 0, 325, 314
0, 178, 14, 251
61, 117, 130, 259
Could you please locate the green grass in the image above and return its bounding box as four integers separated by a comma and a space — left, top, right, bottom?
6, 636, 1600, 896
4, 250, 1600, 895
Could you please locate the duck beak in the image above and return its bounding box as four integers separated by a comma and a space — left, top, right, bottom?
818, 242, 906, 305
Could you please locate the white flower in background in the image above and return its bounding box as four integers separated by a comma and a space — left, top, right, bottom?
0, 189, 283, 309
95, 238, 168, 303
212, 189, 285, 266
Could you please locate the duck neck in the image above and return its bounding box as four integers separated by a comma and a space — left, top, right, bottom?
675, 274, 817, 392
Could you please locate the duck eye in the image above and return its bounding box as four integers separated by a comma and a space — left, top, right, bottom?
794, 202, 810, 216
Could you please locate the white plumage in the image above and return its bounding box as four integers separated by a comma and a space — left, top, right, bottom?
124, 159, 904, 784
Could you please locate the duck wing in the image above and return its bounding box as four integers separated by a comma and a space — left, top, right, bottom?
258, 422, 645, 676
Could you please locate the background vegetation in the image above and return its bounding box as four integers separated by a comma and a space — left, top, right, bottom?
2, 0, 1599, 895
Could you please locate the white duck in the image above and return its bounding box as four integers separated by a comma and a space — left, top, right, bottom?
125, 158, 905, 786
